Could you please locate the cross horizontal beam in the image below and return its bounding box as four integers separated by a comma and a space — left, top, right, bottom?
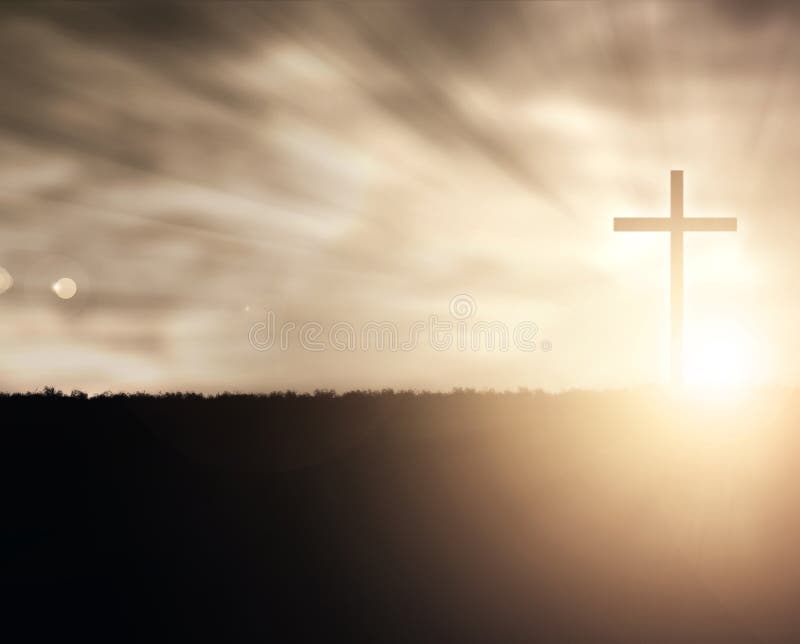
613, 217, 737, 232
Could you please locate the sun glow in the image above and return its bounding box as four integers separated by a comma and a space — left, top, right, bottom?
682, 322, 763, 392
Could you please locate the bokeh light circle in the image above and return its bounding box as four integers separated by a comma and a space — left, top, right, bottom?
52, 277, 78, 300
0, 266, 13, 294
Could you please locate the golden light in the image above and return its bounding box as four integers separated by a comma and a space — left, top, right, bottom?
0, 266, 12, 294
682, 321, 762, 392
52, 277, 78, 300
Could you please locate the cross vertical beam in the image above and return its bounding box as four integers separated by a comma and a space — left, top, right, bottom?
670, 170, 683, 385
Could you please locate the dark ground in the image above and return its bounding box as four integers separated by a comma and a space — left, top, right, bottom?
3, 389, 800, 643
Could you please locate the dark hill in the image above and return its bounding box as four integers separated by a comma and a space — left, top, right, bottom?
3, 389, 799, 643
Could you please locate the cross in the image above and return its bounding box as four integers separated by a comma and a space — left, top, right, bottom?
614, 170, 737, 385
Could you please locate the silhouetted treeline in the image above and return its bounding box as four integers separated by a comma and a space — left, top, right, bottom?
4, 388, 800, 642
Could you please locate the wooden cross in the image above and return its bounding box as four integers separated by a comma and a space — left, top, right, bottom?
614, 171, 737, 385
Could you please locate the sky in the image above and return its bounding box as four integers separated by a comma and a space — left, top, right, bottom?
0, 1, 798, 393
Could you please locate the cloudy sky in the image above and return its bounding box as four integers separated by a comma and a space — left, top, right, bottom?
0, 1, 797, 393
